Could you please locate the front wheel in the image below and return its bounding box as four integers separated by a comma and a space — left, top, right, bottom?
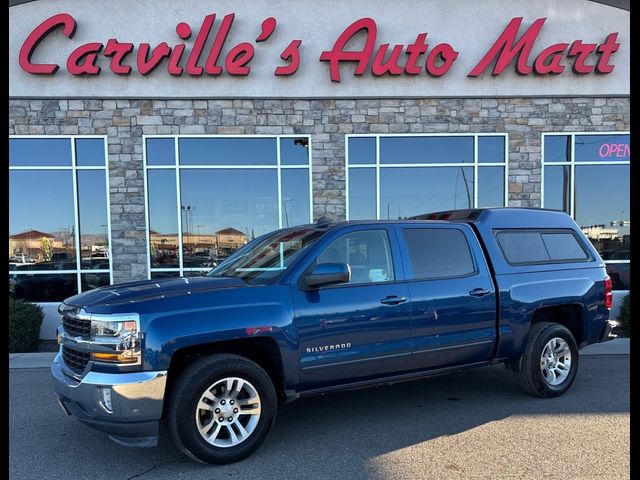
167, 354, 277, 464
515, 322, 579, 398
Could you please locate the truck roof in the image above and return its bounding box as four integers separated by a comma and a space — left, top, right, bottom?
316, 207, 579, 230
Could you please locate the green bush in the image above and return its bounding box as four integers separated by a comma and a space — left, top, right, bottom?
617, 294, 630, 338
9, 298, 44, 353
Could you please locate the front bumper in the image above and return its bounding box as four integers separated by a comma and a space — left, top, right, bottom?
51, 353, 167, 447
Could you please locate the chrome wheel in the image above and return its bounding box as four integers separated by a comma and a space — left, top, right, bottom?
195, 377, 262, 448
540, 337, 572, 386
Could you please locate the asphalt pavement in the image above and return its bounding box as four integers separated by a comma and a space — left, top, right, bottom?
9, 355, 629, 480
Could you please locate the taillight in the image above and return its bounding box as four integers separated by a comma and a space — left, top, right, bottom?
604, 276, 613, 309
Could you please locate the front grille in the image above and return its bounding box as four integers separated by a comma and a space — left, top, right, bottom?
62, 346, 90, 375
62, 315, 91, 338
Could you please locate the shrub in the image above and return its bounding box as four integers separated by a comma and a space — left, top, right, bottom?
9, 298, 44, 353
617, 294, 630, 338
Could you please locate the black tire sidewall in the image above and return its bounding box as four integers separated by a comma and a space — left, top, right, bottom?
529, 324, 579, 396
169, 356, 277, 465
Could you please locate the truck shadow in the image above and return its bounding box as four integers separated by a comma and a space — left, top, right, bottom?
12, 356, 628, 480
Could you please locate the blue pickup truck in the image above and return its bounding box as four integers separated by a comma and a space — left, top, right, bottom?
52, 208, 616, 464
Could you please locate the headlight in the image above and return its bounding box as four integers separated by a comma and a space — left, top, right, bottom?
89, 315, 141, 365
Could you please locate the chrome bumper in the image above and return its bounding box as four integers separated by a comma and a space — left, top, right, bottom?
51, 353, 167, 446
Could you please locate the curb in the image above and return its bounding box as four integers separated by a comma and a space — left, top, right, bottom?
8, 338, 629, 370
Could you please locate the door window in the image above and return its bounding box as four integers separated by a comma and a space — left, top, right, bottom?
316, 230, 395, 284
403, 228, 476, 279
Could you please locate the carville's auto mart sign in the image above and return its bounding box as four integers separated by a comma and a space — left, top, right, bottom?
9, 0, 630, 98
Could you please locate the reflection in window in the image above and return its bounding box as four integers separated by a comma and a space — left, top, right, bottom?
380, 136, 473, 164
348, 168, 376, 220
179, 138, 277, 165
9, 273, 78, 302
542, 133, 630, 291
380, 167, 474, 219
9, 137, 111, 301
146, 136, 312, 277
280, 138, 310, 165
9, 138, 72, 167
147, 170, 179, 268
575, 165, 629, 261
317, 230, 395, 284
347, 135, 507, 220
543, 165, 570, 213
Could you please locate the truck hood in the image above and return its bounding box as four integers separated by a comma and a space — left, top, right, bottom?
62, 276, 247, 309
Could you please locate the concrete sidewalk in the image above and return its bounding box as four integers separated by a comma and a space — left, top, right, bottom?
8, 338, 629, 370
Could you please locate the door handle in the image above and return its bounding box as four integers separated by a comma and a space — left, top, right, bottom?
380, 295, 408, 305
469, 288, 491, 297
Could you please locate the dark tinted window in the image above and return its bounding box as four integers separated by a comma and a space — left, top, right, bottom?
496, 230, 589, 265
497, 232, 549, 264
606, 263, 630, 290
403, 228, 475, 279
541, 233, 588, 261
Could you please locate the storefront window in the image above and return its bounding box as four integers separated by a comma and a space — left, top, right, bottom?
9, 137, 111, 302
347, 134, 507, 220
542, 132, 630, 291
145, 136, 312, 277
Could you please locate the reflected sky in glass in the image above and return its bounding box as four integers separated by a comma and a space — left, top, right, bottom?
478, 136, 505, 163
9, 138, 72, 166
146, 138, 175, 165
281, 169, 310, 227
9, 170, 75, 236
380, 136, 473, 164
77, 171, 108, 268
575, 165, 629, 232
147, 170, 178, 234
348, 137, 376, 165
543, 165, 570, 213
544, 136, 570, 163
280, 138, 310, 165
348, 168, 376, 219
477, 167, 504, 207
75, 138, 105, 166
179, 138, 277, 165
180, 169, 278, 237
380, 167, 474, 218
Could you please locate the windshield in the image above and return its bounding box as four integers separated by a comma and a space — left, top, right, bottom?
207, 226, 326, 283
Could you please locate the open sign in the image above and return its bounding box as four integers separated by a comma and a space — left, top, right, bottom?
599, 143, 630, 159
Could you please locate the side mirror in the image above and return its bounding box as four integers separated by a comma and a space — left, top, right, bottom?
304, 263, 351, 288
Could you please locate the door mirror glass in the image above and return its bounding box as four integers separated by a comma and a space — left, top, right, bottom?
304, 263, 351, 288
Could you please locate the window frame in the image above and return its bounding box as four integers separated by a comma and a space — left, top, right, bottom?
541, 131, 630, 288
541, 131, 630, 216
345, 133, 509, 220
143, 135, 313, 278
8, 135, 113, 300
494, 228, 592, 266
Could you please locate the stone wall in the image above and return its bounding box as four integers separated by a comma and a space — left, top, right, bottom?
9, 97, 630, 282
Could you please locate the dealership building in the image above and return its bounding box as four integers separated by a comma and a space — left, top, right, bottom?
9, 0, 630, 339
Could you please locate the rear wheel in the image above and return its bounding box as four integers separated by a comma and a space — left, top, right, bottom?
167, 354, 277, 464
515, 322, 579, 398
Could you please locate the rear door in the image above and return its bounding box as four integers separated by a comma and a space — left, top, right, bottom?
395, 224, 497, 369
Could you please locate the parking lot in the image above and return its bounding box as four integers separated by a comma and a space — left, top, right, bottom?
10, 355, 629, 480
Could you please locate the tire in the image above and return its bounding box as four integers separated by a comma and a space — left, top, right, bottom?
515, 322, 579, 398
167, 354, 277, 465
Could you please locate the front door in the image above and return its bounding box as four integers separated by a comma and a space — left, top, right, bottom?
291, 226, 412, 388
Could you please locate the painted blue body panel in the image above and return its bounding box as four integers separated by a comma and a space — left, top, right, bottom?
63, 208, 610, 396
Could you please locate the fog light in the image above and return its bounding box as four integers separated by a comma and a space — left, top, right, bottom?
99, 387, 113, 413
